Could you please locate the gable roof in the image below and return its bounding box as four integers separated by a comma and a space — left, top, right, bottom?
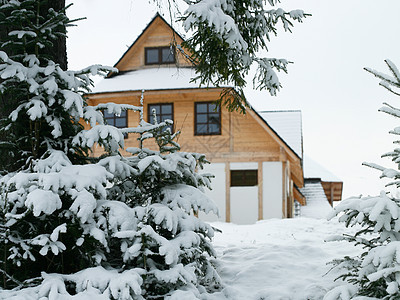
110, 13, 186, 76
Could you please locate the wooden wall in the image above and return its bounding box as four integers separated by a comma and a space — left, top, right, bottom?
321, 181, 343, 205
115, 16, 191, 72
88, 88, 291, 165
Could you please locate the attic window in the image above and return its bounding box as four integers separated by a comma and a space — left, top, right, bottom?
145, 47, 175, 65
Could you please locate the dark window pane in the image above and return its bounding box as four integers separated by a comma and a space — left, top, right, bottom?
196, 124, 207, 134
197, 114, 207, 123
208, 114, 220, 124
209, 123, 220, 133
245, 171, 258, 185
119, 110, 127, 117
105, 118, 115, 126
161, 47, 174, 63
209, 103, 219, 112
196, 103, 207, 113
161, 104, 172, 114
146, 48, 159, 64
115, 117, 126, 128
231, 171, 243, 185
231, 170, 258, 187
104, 111, 113, 119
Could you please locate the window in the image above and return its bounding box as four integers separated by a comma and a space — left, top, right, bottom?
148, 103, 173, 132
195, 102, 221, 135
230, 170, 258, 187
145, 47, 175, 65
104, 110, 128, 138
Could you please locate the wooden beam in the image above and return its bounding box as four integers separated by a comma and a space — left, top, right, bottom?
293, 186, 306, 206
330, 183, 334, 207
258, 161, 263, 220
229, 111, 234, 153
225, 162, 231, 222
286, 161, 292, 218
247, 109, 300, 163
282, 161, 287, 218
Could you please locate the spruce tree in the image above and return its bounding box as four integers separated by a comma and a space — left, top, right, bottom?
181, 0, 308, 112
325, 60, 400, 300
0, 0, 113, 289
0, 2, 219, 297
105, 93, 220, 299
0, 0, 70, 172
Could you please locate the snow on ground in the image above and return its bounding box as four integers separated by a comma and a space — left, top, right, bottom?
206, 217, 361, 300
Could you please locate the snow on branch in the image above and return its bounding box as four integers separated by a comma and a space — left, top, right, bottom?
94, 102, 142, 115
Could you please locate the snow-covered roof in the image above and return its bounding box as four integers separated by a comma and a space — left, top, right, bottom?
303, 155, 341, 182
300, 181, 332, 218
258, 111, 303, 159
91, 67, 216, 94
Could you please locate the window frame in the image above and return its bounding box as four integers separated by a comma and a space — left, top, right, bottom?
144, 46, 175, 65
230, 170, 258, 187
194, 102, 222, 136
103, 110, 128, 139
147, 103, 174, 132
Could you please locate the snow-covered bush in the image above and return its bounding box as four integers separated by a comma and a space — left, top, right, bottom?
0, 1, 219, 298
326, 60, 400, 299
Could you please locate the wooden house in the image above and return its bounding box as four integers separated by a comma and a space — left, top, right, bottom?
87, 14, 339, 224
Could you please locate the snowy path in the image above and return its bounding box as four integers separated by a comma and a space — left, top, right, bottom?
206, 218, 362, 300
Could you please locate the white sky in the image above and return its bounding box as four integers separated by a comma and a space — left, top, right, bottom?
66, 0, 400, 199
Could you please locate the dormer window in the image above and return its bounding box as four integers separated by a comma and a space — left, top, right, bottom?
145, 46, 175, 65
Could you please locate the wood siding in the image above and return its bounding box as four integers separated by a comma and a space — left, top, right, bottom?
115, 16, 191, 72
85, 14, 306, 221
88, 88, 304, 190
321, 181, 343, 204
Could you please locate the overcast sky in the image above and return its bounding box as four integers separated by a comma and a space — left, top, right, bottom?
66, 1, 400, 199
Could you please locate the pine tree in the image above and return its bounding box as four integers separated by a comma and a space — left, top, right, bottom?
104, 92, 220, 299
0, 0, 114, 290
0, 0, 70, 173
0, 0, 309, 298
0, 2, 219, 297
325, 60, 400, 300
178, 0, 309, 112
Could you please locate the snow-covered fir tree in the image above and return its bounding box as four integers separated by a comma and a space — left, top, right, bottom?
179, 0, 308, 112
0, 1, 219, 298
325, 60, 400, 300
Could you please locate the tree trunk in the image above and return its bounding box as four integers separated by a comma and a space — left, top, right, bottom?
0, 0, 67, 172
41, 0, 67, 70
